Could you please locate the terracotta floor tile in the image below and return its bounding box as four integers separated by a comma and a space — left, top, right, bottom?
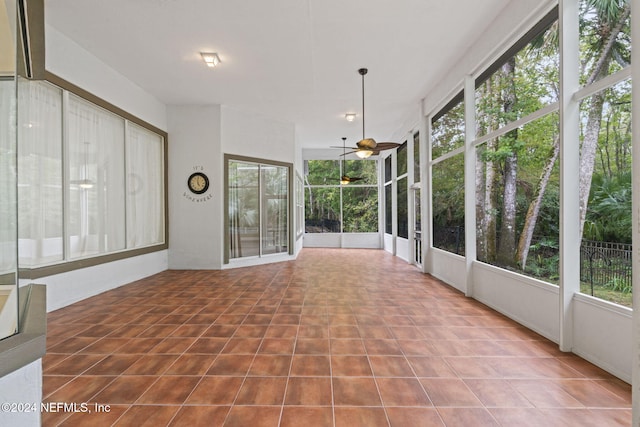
164, 354, 215, 375
489, 408, 554, 427
185, 376, 243, 404
58, 404, 128, 427
169, 406, 230, 427
386, 407, 445, 427
223, 406, 281, 427
334, 407, 389, 427
44, 354, 106, 376
113, 405, 179, 427
148, 337, 196, 354
259, 338, 296, 354
437, 407, 500, 426
248, 355, 292, 376
285, 377, 332, 405
465, 379, 534, 408
44, 375, 115, 404
369, 355, 415, 377
419, 378, 483, 407
407, 356, 457, 378
330, 338, 367, 355
83, 354, 142, 376
333, 377, 382, 406
40, 249, 633, 427
93, 375, 158, 404
123, 354, 178, 375
377, 377, 432, 407
291, 355, 331, 376
116, 337, 164, 353
234, 377, 287, 405
332, 355, 373, 376
295, 338, 330, 354
508, 379, 584, 408
280, 407, 333, 427
363, 339, 403, 355
42, 375, 72, 399
136, 375, 200, 404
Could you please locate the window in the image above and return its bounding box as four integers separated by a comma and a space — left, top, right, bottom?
17, 80, 63, 266
576, 0, 632, 306
384, 155, 392, 235
227, 156, 291, 261
67, 94, 126, 258
474, 12, 559, 282
413, 131, 421, 183
295, 173, 304, 239
304, 159, 378, 234
17, 79, 167, 275
396, 142, 408, 239
431, 97, 465, 255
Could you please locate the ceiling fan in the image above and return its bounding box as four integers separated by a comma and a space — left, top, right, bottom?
343, 68, 401, 158
337, 137, 363, 184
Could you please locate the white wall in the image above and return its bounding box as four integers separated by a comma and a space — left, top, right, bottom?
222, 105, 295, 164
573, 295, 632, 382
45, 26, 167, 131
167, 105, 223, 270
35, 251, 168, 312
0, 360, 42, 427
429, 249, 466, 294
168, 104, 297, 269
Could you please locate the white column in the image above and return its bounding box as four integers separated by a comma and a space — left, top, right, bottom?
463, 76, 477, 297
558, 0, 580, 352
630, 0, 640, 423
420, 101, 432, 273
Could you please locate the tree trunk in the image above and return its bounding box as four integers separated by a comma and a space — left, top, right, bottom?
475, 147, 486, 260
484, 140, 498, 263
579, 70, 607, 239
497, 58, 518, 266
516, 135, 559, 268
578, 4, 630, 239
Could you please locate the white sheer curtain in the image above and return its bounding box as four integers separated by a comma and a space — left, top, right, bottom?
17, 80, 63, 266
126, 122, 164, 248
0, 79, 17, 274
67, 94, 125, 258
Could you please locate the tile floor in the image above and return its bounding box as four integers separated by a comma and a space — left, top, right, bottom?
42, 248, 632, 426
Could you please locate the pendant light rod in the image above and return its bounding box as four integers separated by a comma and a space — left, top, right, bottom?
358, 68, 367, 140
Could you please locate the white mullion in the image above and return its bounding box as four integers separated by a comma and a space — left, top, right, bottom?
464, 75, 477, 298
421, 104, 432, 273
630, 0, 639, 424
61, 90, 70, 261
572, 67, 632, 102
472, 102, 559, 148
123, 120, 129, 249
430, 145, 465, 166
558, 0, 580, 352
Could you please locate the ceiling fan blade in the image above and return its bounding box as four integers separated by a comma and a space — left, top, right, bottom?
373, 142, 401, 150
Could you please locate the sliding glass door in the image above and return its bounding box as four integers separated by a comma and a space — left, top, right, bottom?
226, 155, 291, 261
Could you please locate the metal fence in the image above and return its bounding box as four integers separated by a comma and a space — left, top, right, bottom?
580, 240, 632, 294
432, 228, 632, 293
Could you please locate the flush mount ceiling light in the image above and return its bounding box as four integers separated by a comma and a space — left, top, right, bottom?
345, 113, 356, 122
200, 52, 221, 68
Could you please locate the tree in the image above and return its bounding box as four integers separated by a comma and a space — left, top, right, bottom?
578, 0, 630, 239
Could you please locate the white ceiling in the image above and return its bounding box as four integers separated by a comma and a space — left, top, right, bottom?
45, 0, 512, 149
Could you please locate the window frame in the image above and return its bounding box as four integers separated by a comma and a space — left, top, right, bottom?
18, 72, 168, 280
224, 154, 293, 264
